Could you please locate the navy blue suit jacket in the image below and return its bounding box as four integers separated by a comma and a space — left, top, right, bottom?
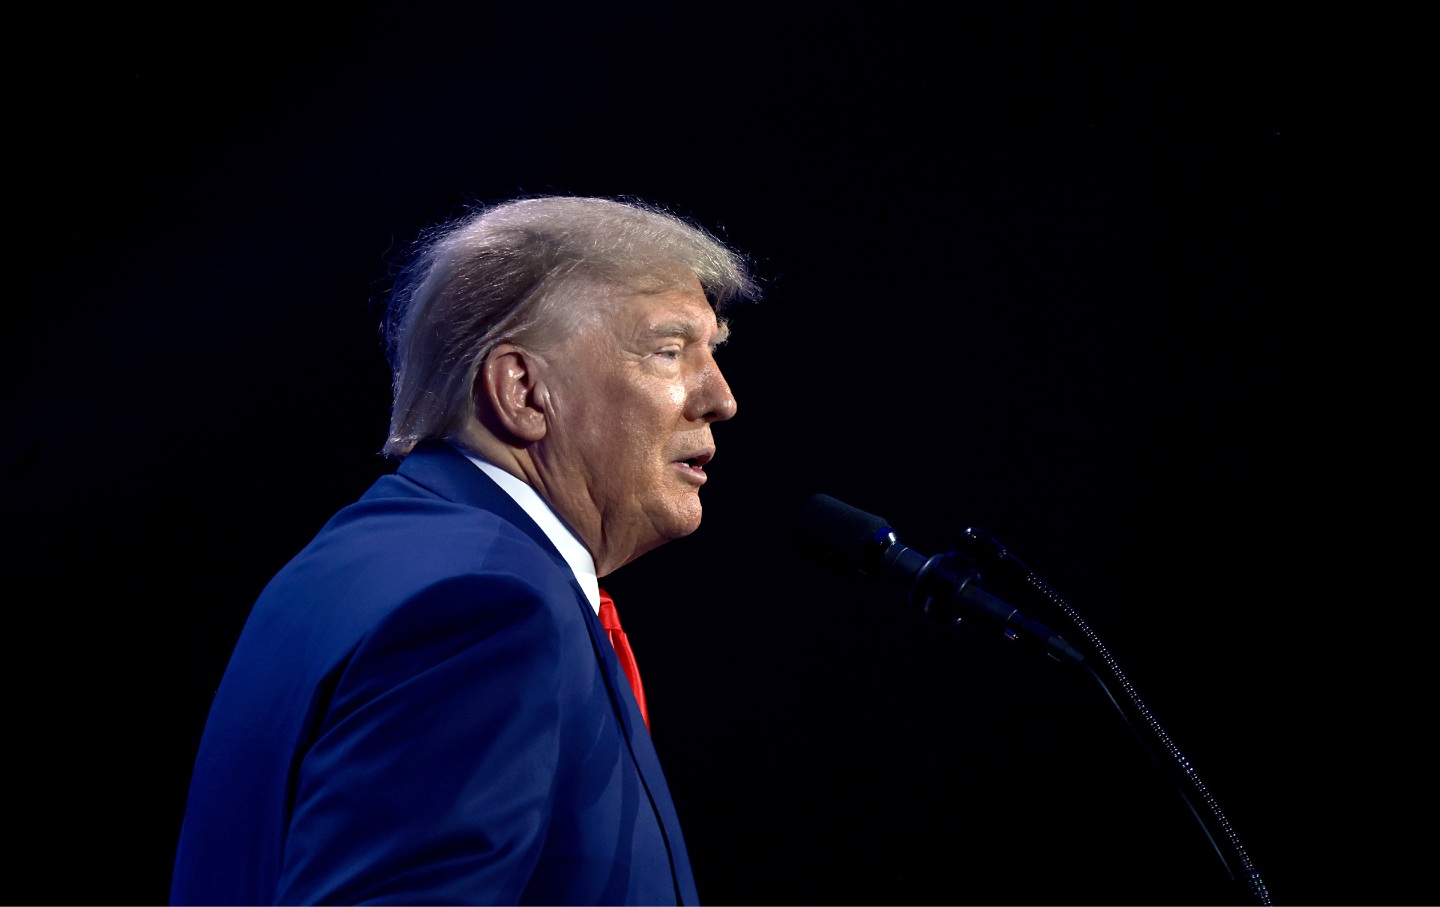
170, 441, 698, 905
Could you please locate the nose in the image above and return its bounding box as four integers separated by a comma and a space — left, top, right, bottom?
688, 354, 737, 423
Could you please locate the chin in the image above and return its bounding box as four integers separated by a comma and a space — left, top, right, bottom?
653, 497, 705, 540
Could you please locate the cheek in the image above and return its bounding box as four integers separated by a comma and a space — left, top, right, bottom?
594, 378, 687, 470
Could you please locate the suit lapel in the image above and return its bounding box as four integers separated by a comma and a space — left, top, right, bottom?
576, 600, 697, 903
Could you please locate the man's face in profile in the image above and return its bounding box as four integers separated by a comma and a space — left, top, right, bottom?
537, 274, 736, 572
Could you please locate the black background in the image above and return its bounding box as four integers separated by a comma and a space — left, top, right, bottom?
11, 3, 1423, 905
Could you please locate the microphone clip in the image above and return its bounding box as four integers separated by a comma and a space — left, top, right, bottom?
904, 549, 1086, 666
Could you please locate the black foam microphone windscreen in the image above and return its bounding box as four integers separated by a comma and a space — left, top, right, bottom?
795, 493, 891, 575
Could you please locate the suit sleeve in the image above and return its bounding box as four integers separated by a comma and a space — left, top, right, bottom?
275, 572, 576, 905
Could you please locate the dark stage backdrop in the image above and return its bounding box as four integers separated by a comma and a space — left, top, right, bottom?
11, 4, 1418, 906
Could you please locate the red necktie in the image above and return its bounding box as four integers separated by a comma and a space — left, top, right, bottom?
598, 588, 650, 731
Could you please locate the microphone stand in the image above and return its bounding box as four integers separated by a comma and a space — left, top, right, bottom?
952, 528, 1273, 907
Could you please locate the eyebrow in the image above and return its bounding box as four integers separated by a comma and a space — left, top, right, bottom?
642, 318, 731, 348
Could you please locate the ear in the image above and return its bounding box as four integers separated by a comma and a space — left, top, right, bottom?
476, 343, 549, 443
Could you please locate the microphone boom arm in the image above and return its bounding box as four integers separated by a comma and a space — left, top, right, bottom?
795, 494, 1271, 906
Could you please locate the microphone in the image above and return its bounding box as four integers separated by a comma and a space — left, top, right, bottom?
796, 494, 1085, 666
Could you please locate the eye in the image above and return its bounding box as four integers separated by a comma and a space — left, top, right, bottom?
656, 347, 682, 360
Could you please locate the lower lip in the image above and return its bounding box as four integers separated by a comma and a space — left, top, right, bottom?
673, 462, 708, 485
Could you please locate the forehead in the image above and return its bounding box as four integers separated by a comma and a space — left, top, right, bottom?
613, 280, 728, 343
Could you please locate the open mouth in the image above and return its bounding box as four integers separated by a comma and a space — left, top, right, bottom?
673, 450, 713, 481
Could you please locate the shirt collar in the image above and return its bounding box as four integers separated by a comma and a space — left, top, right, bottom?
456, 447, 601, 614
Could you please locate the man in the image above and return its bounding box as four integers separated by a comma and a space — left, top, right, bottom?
170, 195, 759, 905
